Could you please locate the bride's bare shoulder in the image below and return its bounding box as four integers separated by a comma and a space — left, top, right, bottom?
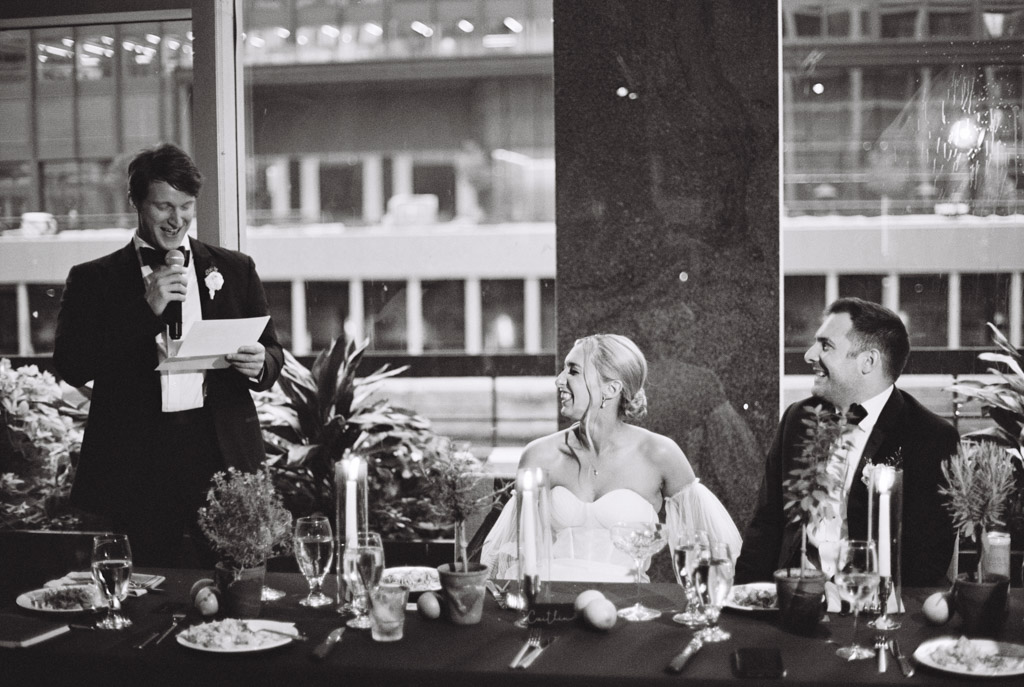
519, 428, 575, 469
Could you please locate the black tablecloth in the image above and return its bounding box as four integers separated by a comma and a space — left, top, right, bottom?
1, 569, 1021, 687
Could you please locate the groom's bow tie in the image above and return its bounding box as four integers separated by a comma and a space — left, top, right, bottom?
845, 403, 868, 426
140, 247, 190, 268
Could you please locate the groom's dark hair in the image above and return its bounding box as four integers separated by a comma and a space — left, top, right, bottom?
128, 143, 203, 208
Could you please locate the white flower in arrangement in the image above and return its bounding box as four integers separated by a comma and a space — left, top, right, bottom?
204, 267, 224, 299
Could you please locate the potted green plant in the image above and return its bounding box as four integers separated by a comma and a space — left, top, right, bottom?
253, 336, 441, 542
775, 404, 848, 635
939, 440, 1015, 635
946, 322, 1024, 551
424, 440, 509, 625
197, 467, 293, 617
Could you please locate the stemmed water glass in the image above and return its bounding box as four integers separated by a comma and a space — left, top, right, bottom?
834, 539, 880, 660
669, 527, 709, 627
91, 533, 133, 630
294, 515, 335, 607
695, 540, 733, 642
343, 531, 384, 629
610, 521, 667, 621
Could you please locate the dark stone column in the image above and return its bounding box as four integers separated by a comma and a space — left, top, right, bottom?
554, 0, 779, 527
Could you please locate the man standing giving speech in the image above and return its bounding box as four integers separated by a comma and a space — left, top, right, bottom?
54, 143, 283, 566
735, 298, 958, 588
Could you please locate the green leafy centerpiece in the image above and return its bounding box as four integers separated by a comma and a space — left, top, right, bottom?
197, 467, 293, 616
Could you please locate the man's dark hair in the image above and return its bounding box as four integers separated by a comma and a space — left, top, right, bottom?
827, 297, 910, 381
128, 143, 202, 208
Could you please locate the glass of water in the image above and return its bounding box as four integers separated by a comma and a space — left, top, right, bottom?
294, 515, 335, 607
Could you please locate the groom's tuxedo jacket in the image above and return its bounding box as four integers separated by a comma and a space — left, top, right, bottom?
735, 389, 959, 587
53, 239, 283, 518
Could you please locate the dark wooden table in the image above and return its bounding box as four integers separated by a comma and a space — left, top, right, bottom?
1, 569, 1021, 687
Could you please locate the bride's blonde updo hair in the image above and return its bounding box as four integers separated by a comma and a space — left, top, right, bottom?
575, 333, 649, 421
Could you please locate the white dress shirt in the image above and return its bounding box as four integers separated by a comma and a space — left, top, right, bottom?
134, 234, 205, 412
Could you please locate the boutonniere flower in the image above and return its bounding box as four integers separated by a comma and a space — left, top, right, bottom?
204, 266, 224, 300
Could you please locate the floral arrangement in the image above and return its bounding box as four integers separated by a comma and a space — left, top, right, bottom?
423, 439, 510, 571
253, 335, 441, 539
196, 467, 294, 570
782, 403, 850, 573
0, 359, 88, 530
939, 440, 1016, 582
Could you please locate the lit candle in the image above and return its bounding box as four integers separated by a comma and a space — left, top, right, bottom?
874, 465, 896, 577
866, 467, 874, 544
518, 468, 538, 577
342, 453, 360, 547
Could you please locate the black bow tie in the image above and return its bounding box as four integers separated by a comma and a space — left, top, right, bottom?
845, 403, 868, 426
140, 247, 190, 268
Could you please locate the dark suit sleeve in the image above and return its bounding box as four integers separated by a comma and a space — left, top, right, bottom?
241, 255, 283, 392
735, 406, 796, 584
899, 403, 960, 586
54, 260, 163, 387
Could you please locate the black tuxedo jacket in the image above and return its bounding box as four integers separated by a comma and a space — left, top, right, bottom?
735, 389, 959, 587
53, 239, 283, 518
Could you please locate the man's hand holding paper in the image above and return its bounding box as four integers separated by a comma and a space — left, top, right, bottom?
226, 343, 265, 380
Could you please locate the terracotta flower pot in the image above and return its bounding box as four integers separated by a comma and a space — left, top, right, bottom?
437, 563, 489, 625
215, 561, 267, 617
953, 572, 1009, 637
774, 567, 827, 636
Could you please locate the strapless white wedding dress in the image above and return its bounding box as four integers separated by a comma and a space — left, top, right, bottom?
481, 479, 743, 582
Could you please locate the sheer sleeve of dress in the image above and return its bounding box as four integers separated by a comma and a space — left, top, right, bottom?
666, 479, 743, 563
481, 493, 518, 579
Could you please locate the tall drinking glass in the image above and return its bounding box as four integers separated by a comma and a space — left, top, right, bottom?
610, 521, 667, 621
343, 531, 384, 629
91, 533, 133, 630
695, 540, 733, 642
834, 539, 879, 660
295, 515, 335, 607
669, 528, 709, 627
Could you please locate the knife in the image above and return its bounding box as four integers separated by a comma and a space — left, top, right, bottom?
310, 627, 345, 661
665, 637, 703, 674
889, 639, 914, 677
518, 637, 556, 669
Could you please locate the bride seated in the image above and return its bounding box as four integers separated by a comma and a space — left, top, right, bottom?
482, 333, 742, 582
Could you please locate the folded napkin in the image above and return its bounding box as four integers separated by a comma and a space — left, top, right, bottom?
45, 571, 165, 598
825, 581, 904, 614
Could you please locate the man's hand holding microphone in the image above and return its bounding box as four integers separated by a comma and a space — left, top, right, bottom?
145, 249, 187, 340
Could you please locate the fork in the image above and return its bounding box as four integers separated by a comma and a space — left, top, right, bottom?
874, 635, 888, 673
509, 628, 541, 669
154, 613, 187, 645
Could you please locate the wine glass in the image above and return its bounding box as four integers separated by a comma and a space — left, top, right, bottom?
695, 540, 733, 642
669, 527, 709, 627
91, 533, 133, 630
294, 515, 335, 607
610, 521, 667, 621
834, 539, 879, 660
343, 531, 384, 629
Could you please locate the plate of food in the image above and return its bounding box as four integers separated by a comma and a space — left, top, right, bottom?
724, 582, 778, 612
176, 619, 301, 653
16, 585, 103, 613
914, 636, 1024, 677
380, 566, 441, 592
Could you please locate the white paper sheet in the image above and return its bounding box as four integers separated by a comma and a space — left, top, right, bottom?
155, 316, 270, 372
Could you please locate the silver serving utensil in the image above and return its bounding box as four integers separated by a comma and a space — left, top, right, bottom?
133, 631, 161, 650
889, 639, 914, 677
518, 636, 556, 669
310, 627, 344, 660
258, 627, 308, 642
665, 637, 703, 674
154, 613, 186, 645
875, 635, 888, 673
509, 628, 541, 669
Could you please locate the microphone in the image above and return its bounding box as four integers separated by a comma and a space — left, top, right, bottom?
164, 249, 185, 340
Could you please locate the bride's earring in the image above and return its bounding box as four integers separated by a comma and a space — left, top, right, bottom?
600, 397, 609, 409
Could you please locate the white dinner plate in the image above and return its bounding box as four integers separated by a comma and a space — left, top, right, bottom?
913, 636, 1024, 677
724, 582, 778, 612
176, 619, 300, 653
16, 585, 103, 613
381, 566, 441, 592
